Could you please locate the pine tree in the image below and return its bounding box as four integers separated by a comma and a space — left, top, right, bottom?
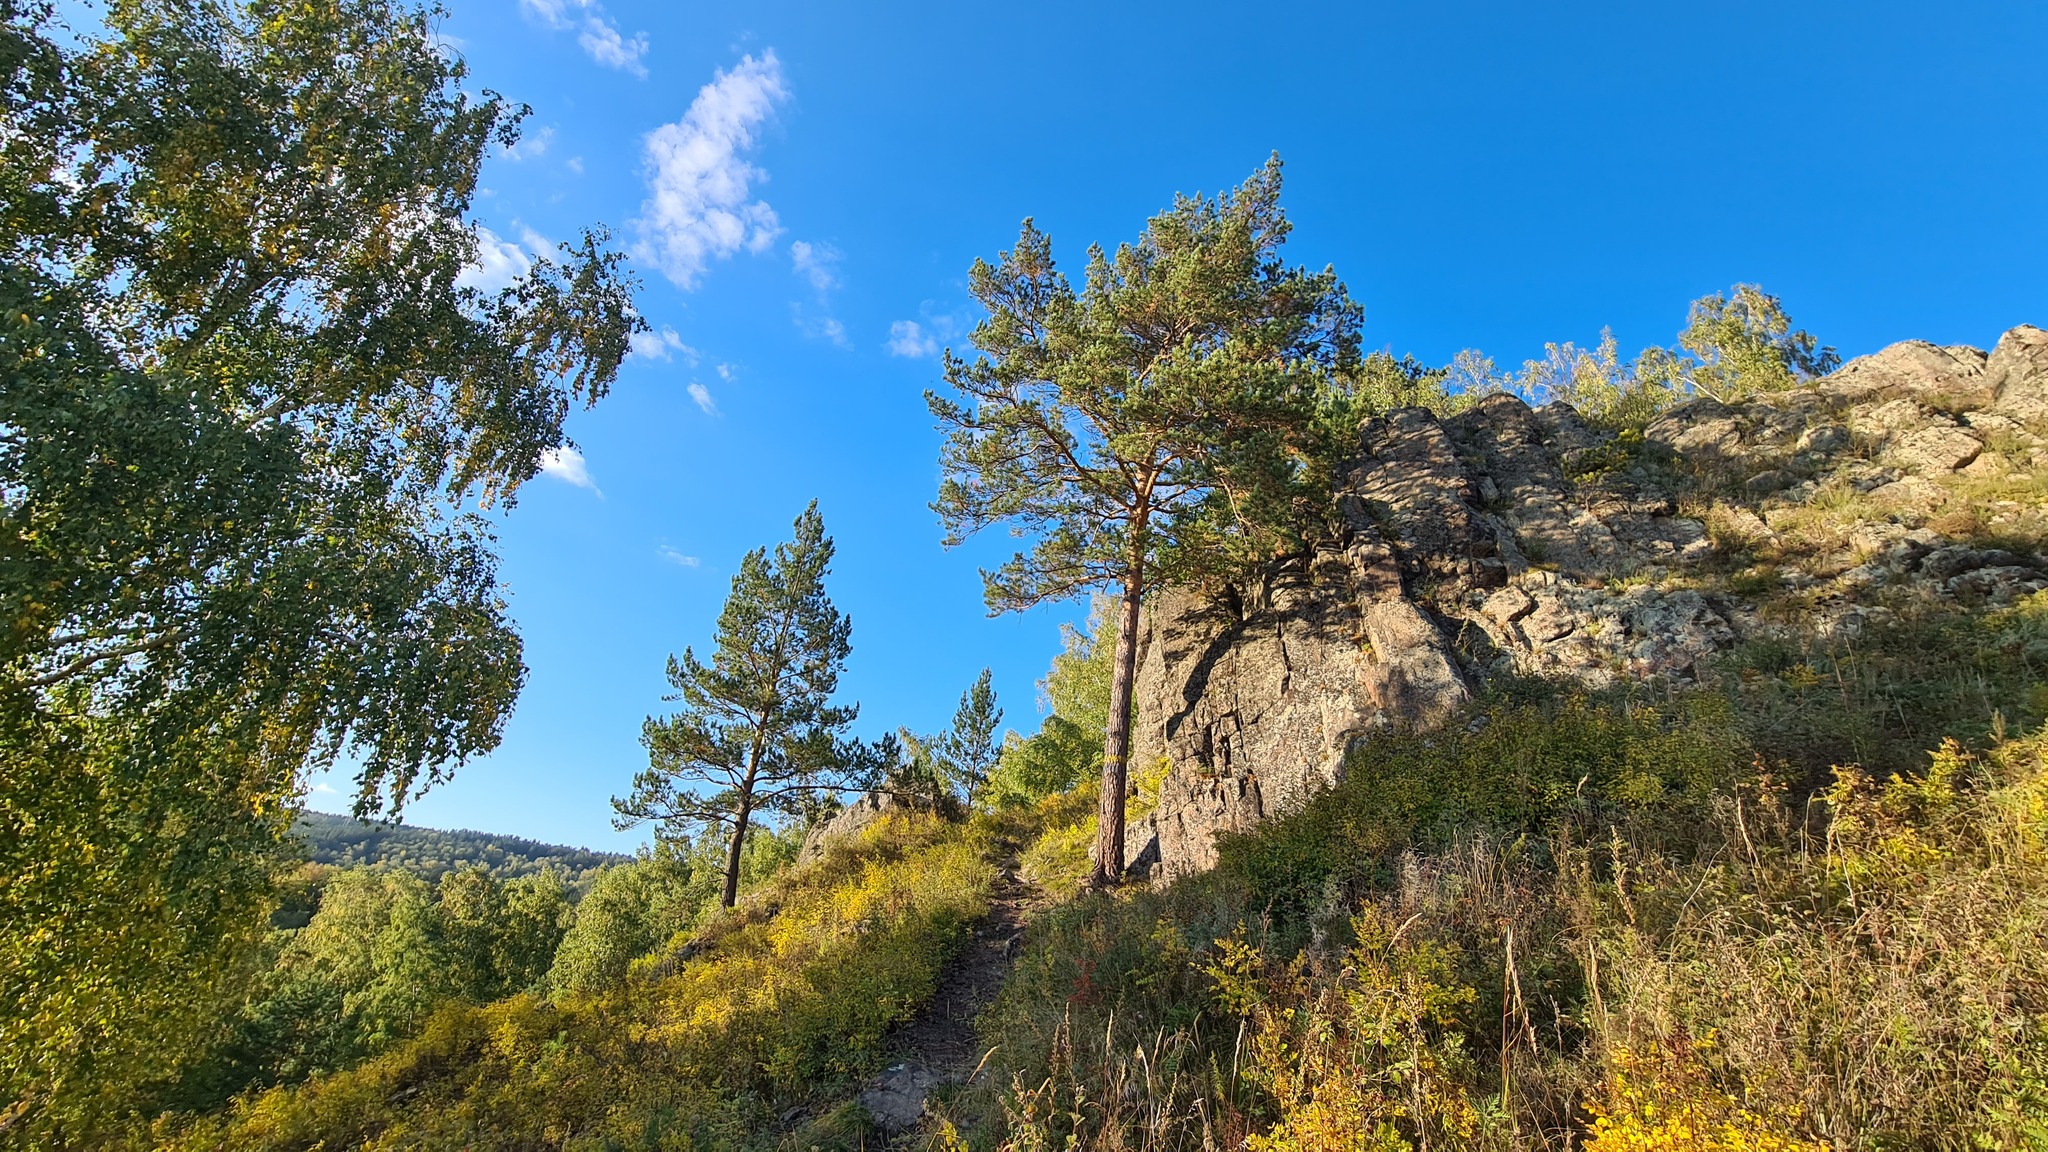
929, 156, 1359, 882
612, 504, 861, 908
939, 668, 1003, 807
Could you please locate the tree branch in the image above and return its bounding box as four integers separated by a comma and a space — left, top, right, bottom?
24, 631, 183, 689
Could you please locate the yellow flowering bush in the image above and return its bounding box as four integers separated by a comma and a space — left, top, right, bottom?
1210, 906, 1482, 1152
1586, 1041, 1823, 1152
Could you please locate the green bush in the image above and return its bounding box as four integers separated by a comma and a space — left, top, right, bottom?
969, 607, 2048, 1150
154, 864, 573, 1116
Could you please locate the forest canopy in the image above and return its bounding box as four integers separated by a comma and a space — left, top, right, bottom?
293, 812, 629, 886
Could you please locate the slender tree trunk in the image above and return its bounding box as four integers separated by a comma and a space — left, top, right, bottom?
721, 738, 770, 909
721, 791, 754, 909
1091, 564, 1145, 887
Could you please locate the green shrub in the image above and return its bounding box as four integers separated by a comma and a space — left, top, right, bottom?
1589, 736, 2048, 1149
1212, 683, 1742, 936
985, 598, 1117, 810
1015, 782, 1099, 895
972, 649, 2048, 1150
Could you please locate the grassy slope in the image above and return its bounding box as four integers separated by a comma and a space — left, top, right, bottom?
164, 811, 1005, 1150
937, 416, 2048, 1151
165, 405, 2048, 1151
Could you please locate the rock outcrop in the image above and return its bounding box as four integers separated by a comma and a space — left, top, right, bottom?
1131, 325, 2048, 880
797, 793, 897, 865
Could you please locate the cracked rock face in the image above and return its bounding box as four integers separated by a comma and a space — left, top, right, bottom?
1129, 324, 2048, 880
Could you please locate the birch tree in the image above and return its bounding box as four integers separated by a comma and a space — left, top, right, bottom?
0, 0, 635, 1133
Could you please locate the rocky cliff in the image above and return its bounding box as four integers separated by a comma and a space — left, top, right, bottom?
1129, 324, 2048, 879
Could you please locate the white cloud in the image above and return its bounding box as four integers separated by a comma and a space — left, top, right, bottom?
633, 51, 789, 289
886, 309, 964, 359
715, 362, 736, 381
539, 444, 600, 493
519, 225, 555, 257
519, 0, 575, 26
456, 225, 532, 292
887, 319, 940, 358
311, 780, 338, 795
790, 305, 849, 347
566, 155, 585, 175
657, 545, 700, 568
521, 0, 649, 77
687, 382, 719, 415
503, 125, 553, 161
790, 240, 840, 292
579, 18, 648, 77
630, 325, 698, 363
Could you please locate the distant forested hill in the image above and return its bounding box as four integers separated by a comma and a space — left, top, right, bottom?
293, 810, 630, 885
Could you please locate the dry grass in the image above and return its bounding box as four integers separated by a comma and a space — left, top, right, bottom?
958, 591, 2048, 1150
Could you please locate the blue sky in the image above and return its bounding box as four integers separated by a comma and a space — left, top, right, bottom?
308, 0, 2048, 849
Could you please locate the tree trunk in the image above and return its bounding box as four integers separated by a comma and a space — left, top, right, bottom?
720, 792, 754, 909
1091, 569, 1145, 886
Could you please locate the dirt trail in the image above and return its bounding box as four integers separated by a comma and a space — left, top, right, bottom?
895, 856, 1039, 1070
857, 854, 1042, 1133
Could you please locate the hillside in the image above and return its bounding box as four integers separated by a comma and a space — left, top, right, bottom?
12, 6, 2043, 1148
292, 810, 629, 885
163, 325, 2048, 1152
